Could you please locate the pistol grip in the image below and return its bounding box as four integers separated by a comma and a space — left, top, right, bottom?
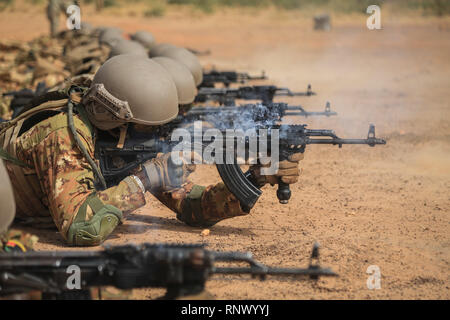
277, 180, 291, 204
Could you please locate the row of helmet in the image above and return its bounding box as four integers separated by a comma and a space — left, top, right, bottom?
83, 29, 203, 130
98, 27, 203, 86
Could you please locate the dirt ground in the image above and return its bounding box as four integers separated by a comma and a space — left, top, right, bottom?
0, 4, 449, 299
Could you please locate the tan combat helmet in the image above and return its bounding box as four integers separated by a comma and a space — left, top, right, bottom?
0, 160, 15, 234
155, 46, 203, 86
100, 26, 123, 35
130, 31, 156, 49
108, 40, 148, 59
78, 22, 94, 35
149, 43, 177, 57
98, 28, 123, 47
82, 54, 179, 131
153, 57, 197, 105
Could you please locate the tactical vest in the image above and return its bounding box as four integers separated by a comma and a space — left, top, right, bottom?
0, 99, 69, 218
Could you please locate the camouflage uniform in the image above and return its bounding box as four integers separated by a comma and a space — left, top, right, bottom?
0, 37, 68, 120
156, 182, 245, 227
63, 42, 110, 77
0, 98, 247, 245
56, 22, 110, 77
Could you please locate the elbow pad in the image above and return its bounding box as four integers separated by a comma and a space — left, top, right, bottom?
67, 193, 123, 246
178, 185, 206, 226
177, 185, 217, 227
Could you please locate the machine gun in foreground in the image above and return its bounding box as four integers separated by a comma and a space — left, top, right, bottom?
0, 242, 336, 299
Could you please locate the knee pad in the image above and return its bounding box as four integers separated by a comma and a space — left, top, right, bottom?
67, 193, 123, 246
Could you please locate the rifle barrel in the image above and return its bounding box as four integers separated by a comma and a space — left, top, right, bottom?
306, 138, 386, 146
211, 251, 253, 261
286, 111, 337, 117
213, 267, 337, 277
290, 90, 317, 96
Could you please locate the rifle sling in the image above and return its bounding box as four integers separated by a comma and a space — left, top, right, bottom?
0, 147, 31, 168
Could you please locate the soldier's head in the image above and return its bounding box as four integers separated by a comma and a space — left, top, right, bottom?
0, 160, 15, 234
152, 57, 197, 105
82, 54, 179, 131
151, 45, 203, 86
108, 40, 148, 59
130, 31, 156, 50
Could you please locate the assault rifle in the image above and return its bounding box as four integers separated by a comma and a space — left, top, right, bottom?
96, 122, 386, 210
195, 85, 316, 105
0, 242, 337, 299
200, 70, 267, 88
182, 102, 337, 128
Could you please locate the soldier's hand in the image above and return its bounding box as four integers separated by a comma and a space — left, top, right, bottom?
142, 151, 197, 191
250, 153, 304, 187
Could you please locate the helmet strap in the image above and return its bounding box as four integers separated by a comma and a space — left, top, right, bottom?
116, 123, 128, 149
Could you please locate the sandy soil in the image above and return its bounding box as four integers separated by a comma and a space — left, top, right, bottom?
1, 4, 449, 299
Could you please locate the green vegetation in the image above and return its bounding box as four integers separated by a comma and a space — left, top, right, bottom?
168, 0, 382, 13
144, 4, 166, 17
84, 0, 119, 8
0, 0, 448, 16
104, 0, 119, 8
0, 0, 13, 11
422, 0, 450, 16
25, 0, 45, 4
166, 0, 449, 15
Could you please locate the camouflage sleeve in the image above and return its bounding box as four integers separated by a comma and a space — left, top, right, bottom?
16, 114, 146, 239
151, 182, 248, 227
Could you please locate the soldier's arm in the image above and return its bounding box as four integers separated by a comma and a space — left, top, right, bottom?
150, 182, 249, 227
146, 152, 304, 227
17, 114, 146, 246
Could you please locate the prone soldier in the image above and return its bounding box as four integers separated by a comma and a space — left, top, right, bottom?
0, 54, 303, 246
